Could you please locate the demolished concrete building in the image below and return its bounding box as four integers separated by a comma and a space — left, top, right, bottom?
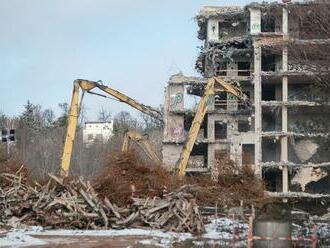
162, 1, 330, 196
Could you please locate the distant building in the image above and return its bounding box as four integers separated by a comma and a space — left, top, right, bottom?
83, 121, 113, 145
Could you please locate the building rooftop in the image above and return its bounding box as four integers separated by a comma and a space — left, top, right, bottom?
196, 1, 315, 20
85, 121, 112, 124
196, 6, 244, 19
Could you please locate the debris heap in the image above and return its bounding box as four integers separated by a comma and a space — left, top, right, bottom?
0, 168, 204, 234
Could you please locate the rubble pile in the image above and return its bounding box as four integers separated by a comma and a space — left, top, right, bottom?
0, 152, 265, 234
0, 168, 204, 233
94, 151, 266, 208
215, 156, 266, 206
94, 151, 182, 206
188, 155, 266, 207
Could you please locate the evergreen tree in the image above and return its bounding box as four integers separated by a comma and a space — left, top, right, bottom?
53, 102, 68, 127
20, 100, 43, 129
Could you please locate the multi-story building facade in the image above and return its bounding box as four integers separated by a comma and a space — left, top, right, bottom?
162, 2, 330, 196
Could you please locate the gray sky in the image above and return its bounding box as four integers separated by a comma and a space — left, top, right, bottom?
0, 0, 254, 120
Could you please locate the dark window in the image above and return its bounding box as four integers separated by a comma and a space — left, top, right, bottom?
261, 16, 275, 32
237, 62, 250, 76
262, 54, 276, 72
242, 144, 254, 165
262, 85, 276, 100
238, 121, 250, 132
263, 168, 282, 192
215, 121, 227, 139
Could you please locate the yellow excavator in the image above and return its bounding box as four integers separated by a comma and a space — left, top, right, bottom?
121, 130, 161, 164
60, 77, 249, 178
60, 79, 163, 176
176, 77, 250, 177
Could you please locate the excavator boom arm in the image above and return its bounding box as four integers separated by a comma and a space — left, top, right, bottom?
177, 78, 215, 177
60, 79, 162, 176
177, 77, 249, 177
61, 81, 81, 176
78, 79, 163, 122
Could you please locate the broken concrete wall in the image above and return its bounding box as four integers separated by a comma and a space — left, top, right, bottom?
197, 44, 253, 77
208, 143, 229, 176
163, 115, 185, 142
162, 144, 182, 170
219, 20, 247, 40
292, 139, 319, 162
291, 167, 328, 192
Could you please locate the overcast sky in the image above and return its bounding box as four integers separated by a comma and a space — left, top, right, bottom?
0, 0, 257, 120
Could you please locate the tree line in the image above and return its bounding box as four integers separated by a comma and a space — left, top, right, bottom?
0, 101, 163, 179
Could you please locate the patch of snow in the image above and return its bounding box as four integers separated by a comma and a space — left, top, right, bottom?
23, 228, 192, 240
203, 217, 248, 240
138, 239, 167, 247
192, 240, 205, 247
159, 238, 173, 246
0, 227, 192, 248
0, 231, 47, 247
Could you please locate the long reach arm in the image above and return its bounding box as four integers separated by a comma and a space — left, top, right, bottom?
61, 79, 163, 176
177, 77, 249, 177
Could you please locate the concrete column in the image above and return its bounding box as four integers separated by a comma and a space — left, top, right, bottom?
249, 8, 261, 35
168, 85, 184, 112
254, 44, 262, 176
163, 84, 185, 143
281, 6, 289, 193
208, 144, 216, 177
283, 7, 288, 36
281, 73, 288, 192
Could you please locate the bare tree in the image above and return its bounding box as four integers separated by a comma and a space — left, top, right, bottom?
139, 105, 163, 132
42, 108, 55, 128
113, 111, 140, 135
98, 107, 112, 122
0, 110, 7, 130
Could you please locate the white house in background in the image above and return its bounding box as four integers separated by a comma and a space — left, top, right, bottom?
83, 121, 114, 145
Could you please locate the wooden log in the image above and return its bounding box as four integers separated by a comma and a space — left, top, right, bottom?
104, 197, 121, 219
116, 212, 139, 225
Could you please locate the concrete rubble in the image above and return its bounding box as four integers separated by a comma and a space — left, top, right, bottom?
0, 169, 204, 234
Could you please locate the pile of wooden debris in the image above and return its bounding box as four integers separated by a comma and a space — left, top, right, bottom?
0, 167, 204, 234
